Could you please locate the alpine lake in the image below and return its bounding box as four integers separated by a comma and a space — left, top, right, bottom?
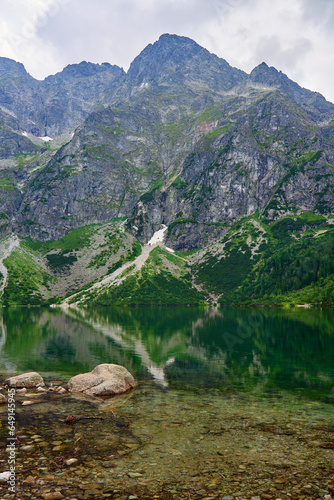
0, 306, 333, 500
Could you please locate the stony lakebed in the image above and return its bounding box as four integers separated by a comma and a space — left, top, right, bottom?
0, 370, 333, 500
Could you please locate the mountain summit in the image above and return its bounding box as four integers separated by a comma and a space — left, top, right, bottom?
127, 33, 246, 92
249, 61, 332, 118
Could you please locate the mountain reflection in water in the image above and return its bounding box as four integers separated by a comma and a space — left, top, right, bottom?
0, 306, 333, 401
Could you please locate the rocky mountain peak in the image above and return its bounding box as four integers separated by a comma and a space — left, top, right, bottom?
0, 57, 32, 78
249, 62, 284, 87
44, 61, 125, 85
249, 61, 334, 117
127, 33, 246, 92
129, 33, 206, 68
0, 57, 125, 137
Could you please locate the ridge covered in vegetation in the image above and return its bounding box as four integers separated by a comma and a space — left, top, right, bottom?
1, 211, 334, 307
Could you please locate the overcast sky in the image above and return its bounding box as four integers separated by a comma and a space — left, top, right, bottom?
0, 0, 334, 102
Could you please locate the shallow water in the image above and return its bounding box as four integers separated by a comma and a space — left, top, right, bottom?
0, 306, 333, 499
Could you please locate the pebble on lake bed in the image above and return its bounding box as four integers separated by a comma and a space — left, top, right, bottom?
65, 458, 78, 466
42, 493, 64, 500
37, 386, 48, 392
20, 445, 35, 451
56, 386, 67, 394
0, 472, 11, 482
23, 475, 36, 484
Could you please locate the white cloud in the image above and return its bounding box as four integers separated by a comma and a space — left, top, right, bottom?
0, 0, 69, 78
34, 0, 217, 73
196, 0, 334, 101
0, 0, 333, 102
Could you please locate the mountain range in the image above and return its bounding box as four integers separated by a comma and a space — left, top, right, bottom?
0, 33, 333, 307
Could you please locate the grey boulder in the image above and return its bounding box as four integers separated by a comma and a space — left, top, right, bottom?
67, 364, 136, 396
5, 372, 45, 388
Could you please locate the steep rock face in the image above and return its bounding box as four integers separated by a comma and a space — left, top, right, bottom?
15, 104, 164, 239
0, 58, 41, 135
128, 87, 334, 249
0, 184, 22, 238
0, 125, 38, 159
0, 57, 125, 137
41, 62, 125, 136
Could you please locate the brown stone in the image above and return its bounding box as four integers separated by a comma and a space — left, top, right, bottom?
56, 386, 67, 394
43, 493, 64, 500
16, 388, 27, 394
274, 477, 286, 484
52, 445, 67, 452
23, 475, 36, 484
37, 386, 48, 392
5, 372, 45, 388
67, 363, 136, 396
0, 393, 7, 404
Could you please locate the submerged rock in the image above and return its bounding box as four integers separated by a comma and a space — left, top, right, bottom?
5, 372, 45, 388
23, 475, 35, 484
67, 363, 136, 396
0, 393, 7, 404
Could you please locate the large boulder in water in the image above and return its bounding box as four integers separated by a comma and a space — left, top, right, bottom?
67, 364, 136, 396
5, 372, 45, 388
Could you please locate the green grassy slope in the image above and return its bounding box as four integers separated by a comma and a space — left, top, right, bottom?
1, 212, 334, 307
77, 246, 206, 306
191, 213, 334, 306
0, 220, 142, 305
2, 243, 56, 306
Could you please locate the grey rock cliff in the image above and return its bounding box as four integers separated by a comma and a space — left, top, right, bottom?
0, 57, 125, 137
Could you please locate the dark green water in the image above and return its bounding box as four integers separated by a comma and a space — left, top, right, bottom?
1, 306, 334, 498
1, 306, 333, 402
